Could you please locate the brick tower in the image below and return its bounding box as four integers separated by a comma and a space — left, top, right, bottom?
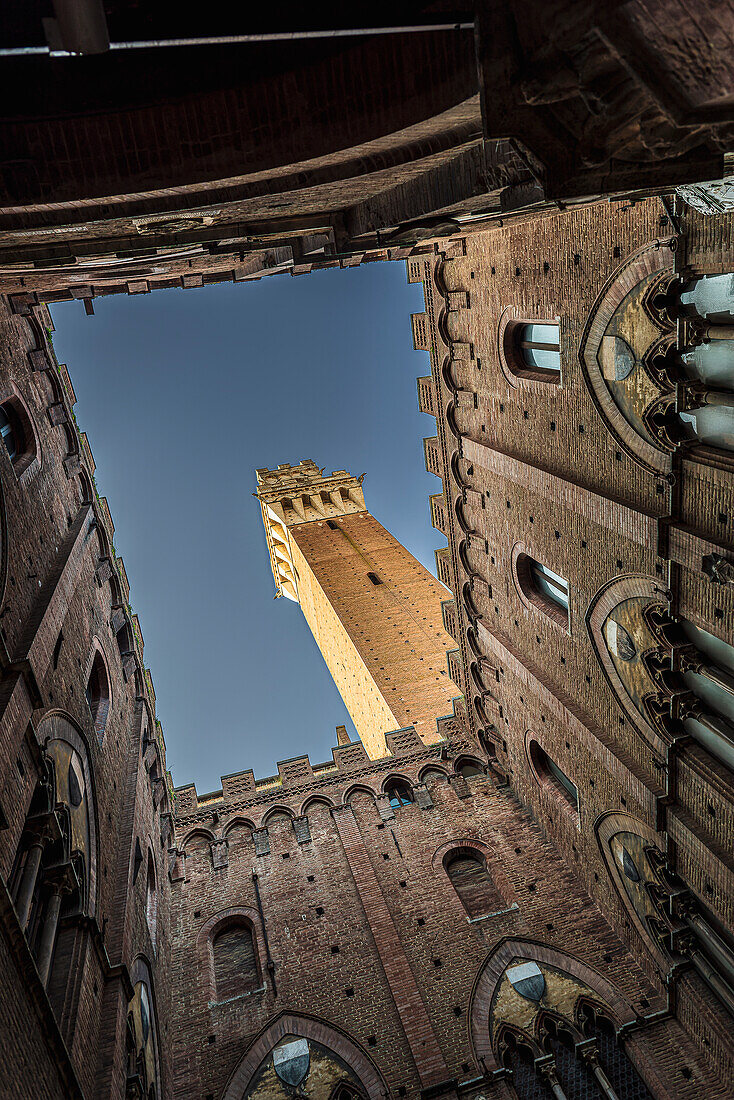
256, 460, 459, 757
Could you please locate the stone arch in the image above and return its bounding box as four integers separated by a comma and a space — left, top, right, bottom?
469, 938, 639, 1071
342, 783, 378, 806
417, 763, 450, 783
181, 826, 216, 851
578, 238, 676, 474
220, 1012, 388, 1100
223, 817, 255, 839
262, 805, 295, 825
299, 795, 335, 815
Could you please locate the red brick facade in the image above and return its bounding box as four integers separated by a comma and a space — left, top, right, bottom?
0, 194, 732, 1100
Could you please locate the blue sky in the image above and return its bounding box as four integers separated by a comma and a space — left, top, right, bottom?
50, 263, 441, 792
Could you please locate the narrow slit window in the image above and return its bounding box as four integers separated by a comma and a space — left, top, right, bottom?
367, 572, 383, 586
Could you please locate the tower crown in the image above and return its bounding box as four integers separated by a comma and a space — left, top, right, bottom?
255, 460, 366, 600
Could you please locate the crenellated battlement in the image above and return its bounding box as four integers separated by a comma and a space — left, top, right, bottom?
173, 715, 467, 825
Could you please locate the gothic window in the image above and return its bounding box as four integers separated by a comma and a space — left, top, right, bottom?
515, 553, 570, 627
590, 581, 734, 774
491, 959, 653, 1100
529, 741, 579, 811
385, 780, 413, 809
580, 247, 734, 470
0, 397, 35, 474
11, 728, 92, 1005
505, 321, 561, 382
445, 848, 502, 918
212, 921, 259, 1000
600, 819, 734, 1018
86, 650, 110, 741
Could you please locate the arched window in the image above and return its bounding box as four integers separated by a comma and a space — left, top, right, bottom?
420, 767, 448, 787
505, 322, 561, 382
445, 848, 502, 918
385, 780, 413, 809
145, 854, 157, 947
515, 552, 569, 627
213, 921, 259, 1001
529, 741, 579, 811
456, 759, 483, 778
86, 650, 110, 741
0, 397, 35, 474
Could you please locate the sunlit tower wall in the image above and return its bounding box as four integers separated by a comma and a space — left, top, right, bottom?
256, 460, 460, 758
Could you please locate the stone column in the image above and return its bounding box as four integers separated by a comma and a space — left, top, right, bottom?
14, 838, 46, 929
36, 886, 63, 987
535, 1055, 569, 1100
576, 1039, 621, 1100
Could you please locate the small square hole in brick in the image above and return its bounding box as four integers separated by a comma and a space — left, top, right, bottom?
194, 910, 201, 919
398, 1089, 407, 1098
604, 954, 613, 963
316, 906, 324, 916
433, 958, 443, 967
546, 923, 554, 931
307, 874, 315, 882
208, 1035, 216, 1044
715, 608, 724, 619
718, 512, 728, 525
376, 822, 385, 830
282, 852, 290, 859
550, 421, 556, 431
527, 882, 536, 892
615, 451, 622, 461
383, 853, 390, 860
345, 987, 354, 997
367, 1036, 377, 1047
640, 997, 649, 1008
417, 917, 425, 926
399, 880, 407, 888
543, 261, 550, 273
462, 1063, 471, 1073
331, 945, 340, 954
453, 1005, 462, 1017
